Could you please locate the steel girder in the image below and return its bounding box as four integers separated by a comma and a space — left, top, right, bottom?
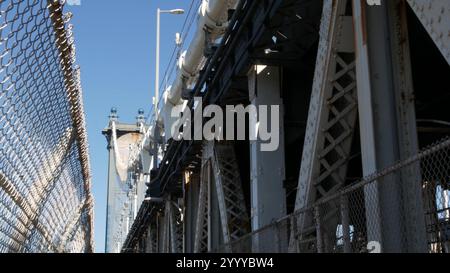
290, 0, 436, 253
193, 141, 250, 253
353, 0, 428, 252
292, 0, 357, 252
212, 142, 250, 250
407, 0, 450, 65
123, 0, 450, 253
168, 200, 183, 253
194, 150, 211, 253
158, 198, 184, 253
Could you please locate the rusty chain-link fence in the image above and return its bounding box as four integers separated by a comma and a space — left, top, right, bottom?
0, 0, 93, 253
214, 137, 450, 253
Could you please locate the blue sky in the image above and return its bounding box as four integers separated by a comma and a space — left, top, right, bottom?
67, 0, 194, 253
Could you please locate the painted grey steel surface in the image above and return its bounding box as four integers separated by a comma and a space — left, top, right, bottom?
407, 0, 450, 64
121, 0, 450, 253
211, 138, 450, 253
353, 0, 427, 252
248, 65, 287, 252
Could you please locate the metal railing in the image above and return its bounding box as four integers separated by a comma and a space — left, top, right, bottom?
0, 0, 93, 253
214, 137, 450, 253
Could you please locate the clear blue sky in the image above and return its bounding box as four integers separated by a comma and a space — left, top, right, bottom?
67, 0, 194, 253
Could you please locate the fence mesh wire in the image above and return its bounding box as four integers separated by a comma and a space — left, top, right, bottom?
0, 0, 93, 253
214, 137, 450, 253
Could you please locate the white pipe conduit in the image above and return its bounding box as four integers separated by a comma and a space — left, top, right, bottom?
161, 0, 237, 140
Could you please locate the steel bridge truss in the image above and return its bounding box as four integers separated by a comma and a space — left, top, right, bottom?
292, 0, 357, 253
122, 0, 450, 253
143, 141, 250, 253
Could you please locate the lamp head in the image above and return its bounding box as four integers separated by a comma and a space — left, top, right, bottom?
169, 9, 185, 14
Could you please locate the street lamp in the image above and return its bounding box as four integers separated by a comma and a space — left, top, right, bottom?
154, 8, 185, 121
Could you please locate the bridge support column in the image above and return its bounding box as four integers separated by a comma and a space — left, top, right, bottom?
184, 172, 200, 253
353, 0, 427, 252
248, 65, 287, 252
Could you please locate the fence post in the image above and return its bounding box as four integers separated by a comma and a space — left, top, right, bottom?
314, 206, 323, 253
340, 194, 352, 253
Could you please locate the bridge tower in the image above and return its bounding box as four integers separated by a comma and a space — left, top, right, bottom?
102, 108, 149, 253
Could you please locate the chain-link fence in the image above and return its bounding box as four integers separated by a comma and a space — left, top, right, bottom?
0, 0, 93, 253
214, 137, 450, 253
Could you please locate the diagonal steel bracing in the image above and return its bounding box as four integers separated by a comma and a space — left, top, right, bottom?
168, 200, 183, 253
159, 198, 184, 253
194, 141, 250, 253
211, 142, 250, 251
407, 0, 450, 65
292, 0, 357, 252
194, 150, 211, 253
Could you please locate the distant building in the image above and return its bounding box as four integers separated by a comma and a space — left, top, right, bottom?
102, 108, 149, 253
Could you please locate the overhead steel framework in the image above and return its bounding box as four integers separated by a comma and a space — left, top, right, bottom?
118, 0, 450, 253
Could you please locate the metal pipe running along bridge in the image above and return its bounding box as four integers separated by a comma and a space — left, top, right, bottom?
116, 0, 450, 254
0, 1, 93, 253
